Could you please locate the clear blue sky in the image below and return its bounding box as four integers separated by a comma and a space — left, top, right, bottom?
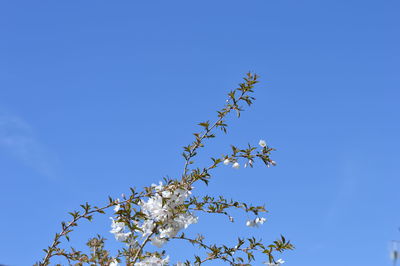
1, 1, 399, 265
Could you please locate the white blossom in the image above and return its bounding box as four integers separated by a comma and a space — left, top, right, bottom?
265, 258, 285, 265
138, 182, 198, 247
110, 217, 131, 241
246, 220, 255, 227
110, 259, 119, 266
232, 162, 240, 169
151, 236, 167, 248
113, 198, 121, 212
223, 158, 230, 165
134, 255, 169, 266
259, 139, 267, 148
246, 217, 266, 227
244, 160, 253, 168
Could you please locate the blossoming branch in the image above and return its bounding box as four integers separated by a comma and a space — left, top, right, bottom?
37, 73, 293, 266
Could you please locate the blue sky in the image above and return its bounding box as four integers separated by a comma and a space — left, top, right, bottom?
1, 1, 399, 265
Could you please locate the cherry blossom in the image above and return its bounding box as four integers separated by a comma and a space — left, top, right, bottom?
109, 217, 131, 241
246, 217, 266, 227
134, 255, 169, 266
265, 258, 285, 265
259, 139, 267, 148
138, 182, 198, 247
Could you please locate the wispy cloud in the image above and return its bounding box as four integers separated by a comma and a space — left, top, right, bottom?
0, 114, 58, 179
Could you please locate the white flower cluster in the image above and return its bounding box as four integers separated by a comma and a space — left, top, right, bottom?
139, 182, 198, 247
246, 217, 266, 227
110, 217, 131, 241
109, 259, 119, 266
223, 158, 240, 169
265, 259, 285, 266
134, 255, 169, 266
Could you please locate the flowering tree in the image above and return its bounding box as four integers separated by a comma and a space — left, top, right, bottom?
37, 73, 294, 266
